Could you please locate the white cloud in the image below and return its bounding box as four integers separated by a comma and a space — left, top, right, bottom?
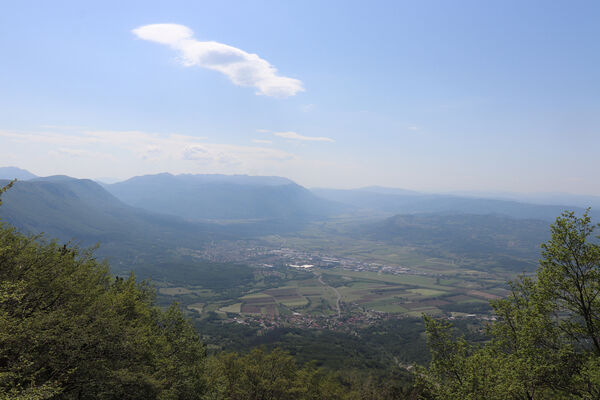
183, 145, 241, 166
407, 126, 419, 131
51, 148, 88, 157
273, 131, 334, 142
40, 124, 90, 130
0, 128, 296, 175
132, 23, 304, 98
49, 147, 114, 159
252, 139, 272, 144
136, 145, 163, 160
255, 129, 271, 133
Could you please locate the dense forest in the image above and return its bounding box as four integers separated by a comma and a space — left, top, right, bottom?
2, 178, 600, 399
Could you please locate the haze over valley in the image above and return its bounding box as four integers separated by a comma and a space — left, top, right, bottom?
0, 165, 585, 298
2, 2, 600, 398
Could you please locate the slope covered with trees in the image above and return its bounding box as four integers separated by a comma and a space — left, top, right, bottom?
0, 177, 220, 247
418, 210, 600, 399
0, 181, 207, 399
6, 174, 600, 399
0, 181, 404, 399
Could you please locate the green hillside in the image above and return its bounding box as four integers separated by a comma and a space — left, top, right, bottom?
359, 213, 550, 271
0, 182, 414, 399
0, 177, 222, 248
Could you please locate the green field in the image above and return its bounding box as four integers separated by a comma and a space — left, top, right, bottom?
158, 263, 504, 319
149, 212, 545, 320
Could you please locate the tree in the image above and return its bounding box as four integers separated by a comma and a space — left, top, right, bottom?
0, 180, 407, 400
202, 348, 350, 400
0, 181, 206, 399
0, 179, 15, 207
416, 210, 600, 399
537, 210, 600, 355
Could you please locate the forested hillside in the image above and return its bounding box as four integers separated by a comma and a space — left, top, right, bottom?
358, 213, 550, 271
3, 176, 600, 399
0, 181, 415, 399
3, 0, 599, 398
0, 177, 217, 246
417, 211, 600, 399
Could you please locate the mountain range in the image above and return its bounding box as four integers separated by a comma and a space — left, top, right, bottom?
0, 167, 592, 255
0, 166, 38, 181
0, 166, 592, 280
0, 176, 220, 249
312, 187, 585, 221
103, 173, 340, 221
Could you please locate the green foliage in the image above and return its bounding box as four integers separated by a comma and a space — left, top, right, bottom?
537, 210, 600, 354
364, 213, 548, 272
196, 317, 433, 368
203, 348, 350, 400
0, 179, 15, 207
141, 260, 254, 288
0, 182, 410, 399
417, 210, 600, 399
0, 188, 207, 399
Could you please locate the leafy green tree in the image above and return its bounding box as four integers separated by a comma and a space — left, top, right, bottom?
0, 179, 15, 207
537, 211, 600, 355
0, 180, 410, 400
416, 210, 600, 399
202, 348, 351, 400
0, 181, 206, 399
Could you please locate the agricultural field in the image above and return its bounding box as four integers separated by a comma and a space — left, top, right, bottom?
319, 268, 495, 316
156, 264, 501, 320
153, 214, 545, 321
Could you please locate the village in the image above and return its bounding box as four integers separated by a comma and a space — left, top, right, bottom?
189, 240, 417, 276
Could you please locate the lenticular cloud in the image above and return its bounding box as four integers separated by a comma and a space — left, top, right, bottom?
133, 23, 304, 98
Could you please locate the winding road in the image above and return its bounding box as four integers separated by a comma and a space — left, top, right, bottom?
317, 273, 342, 318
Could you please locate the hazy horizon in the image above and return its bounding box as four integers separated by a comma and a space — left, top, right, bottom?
1, 1, 599, 195
4, 165, 600, 203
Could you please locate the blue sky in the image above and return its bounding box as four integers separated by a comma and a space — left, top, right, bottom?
1, 1, 599, 194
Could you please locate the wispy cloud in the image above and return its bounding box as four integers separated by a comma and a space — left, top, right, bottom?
0, 129, 295, 172
252, 139, 272, 144
132, 23, 304, 98
273, 131, 334, 142
48, 147, 114, 159
40, 124, 90, 131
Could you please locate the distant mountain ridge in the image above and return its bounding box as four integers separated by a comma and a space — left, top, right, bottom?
446, 190, 600, 211
312, 187, 587, 221
1, 169, 592, 228
0, 171, 593, 279
105, 173, 340, 221
0, 166, 37, 180
0, 175, 324, 279
171, 173, 295, 186
355, 186, 421, 196
0, 176, 221, 255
